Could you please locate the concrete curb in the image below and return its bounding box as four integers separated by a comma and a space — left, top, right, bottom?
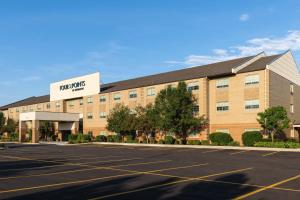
91, 142, 300, 152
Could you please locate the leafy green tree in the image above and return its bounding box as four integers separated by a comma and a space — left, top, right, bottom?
0, 112, 5, 135
3, 118, 17, 134
135, 104, 159, 143
106, 104, 137, 141
39, 121, 55, 141
257, 106, 290, 142
154, 82, 208, 141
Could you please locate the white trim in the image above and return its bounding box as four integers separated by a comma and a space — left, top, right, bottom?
232, 52, 266, 73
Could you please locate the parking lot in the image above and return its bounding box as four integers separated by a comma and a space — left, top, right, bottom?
0, 143, 299, 200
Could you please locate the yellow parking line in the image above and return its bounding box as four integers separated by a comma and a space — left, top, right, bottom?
230, 150, 248, 155
234, 174, 300, 200
0, 161, 206, 194
202, 149, 223, 153
0, 160, 172, 180
90, 167, 253, 200
262, 151, 279, 157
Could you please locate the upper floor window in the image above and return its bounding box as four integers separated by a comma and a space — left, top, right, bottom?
216, 102, 229, 112
216, 78, 229, 88
87, 96, 93, 104
87, 112, 93, 119
245, 100, 260, 110
68, 101, 74, 107
100, 95, 106, 103
29, 106, 34, 111
46, 103, 51, 109
22, 107, 27, 112
147, 87, 156, 96
114, 93, 121, 101
55, 102, 60, 108
16, 108, 19, 113
245, 75, 259, 85
187, 82, 199, 91
37, 104, 42, 110
99, 112, 106, 118
79, 99, 83, 105
129, 90, 137, 99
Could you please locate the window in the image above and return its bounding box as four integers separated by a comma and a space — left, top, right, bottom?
100, 131, 107, 136
245, 128, 260, 132
37, 104, 41, 110
87, 112, 93, 119
99, 112, 106, 118
99, 95, 106, 103
290, 104, 294, 113
245, 100, 259, 110
87, 96, 93, 104
46, 103, 51, 109
129, 90, 137, 99
216, 129, 229, 133
187, 82, 199, 91
114, 93, 121, 101
16, 108, 19, 113
216, 78, 229, 88
216, 102, 229, 112
68, 101, 74, 107
22, 107, 27, 112
245, 75, 259, 85
147, 87, 156, 96
29, 106, 33, 111
290, 84, 294, 94
192, 105, 200, 115
55, 102, 60, 108
79, 99, 83, 105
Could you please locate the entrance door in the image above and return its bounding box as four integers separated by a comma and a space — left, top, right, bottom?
61, 130, 71, 141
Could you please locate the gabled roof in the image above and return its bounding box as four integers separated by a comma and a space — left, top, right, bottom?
0, 53, 284, 110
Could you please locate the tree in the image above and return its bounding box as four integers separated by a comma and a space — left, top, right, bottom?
154, 82, 208, 141
39, 121, 55, 141
257, 106, 290, 142
135, 104, 159, 142
106, 104, 137, 141
0, 112, 5, 135
3, 118, 17, 134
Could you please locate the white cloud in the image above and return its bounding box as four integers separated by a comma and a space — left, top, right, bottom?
165, 30, 300, 66
22, 76, 41, 82
240, 14, 250, 21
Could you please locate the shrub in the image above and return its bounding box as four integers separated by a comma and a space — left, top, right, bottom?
187, 140, 201, 145
209, 132, 233, 146
96, 135, 107, 142
125, 135, 134, 142
68, 134, 78, 143
112, 135, 122, 142
254, 141, 300, 148
158, 139, 165, 144
201, 140, 210, 145
76, 134, 92, 143
8, 133, 18, 141
227, 141, 240, 146
107, 135, 114, 142
242, 131, 262, 146
165, 136, 175, 144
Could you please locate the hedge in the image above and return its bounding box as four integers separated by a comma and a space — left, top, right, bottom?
165, 136, 175, 144
68, 134, 92, 144
242, 131, 263, 146
187, 140, 201, 145
96, 135, 107, 142
209, 132, 233, 146
107, 135, 122, 143
254, 141, 300, 148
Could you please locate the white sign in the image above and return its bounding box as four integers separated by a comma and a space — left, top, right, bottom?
50, 72, 100, 101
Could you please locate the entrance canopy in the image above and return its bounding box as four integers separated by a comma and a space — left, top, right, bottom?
19, 111, 80, 143
20, 111, 80, 122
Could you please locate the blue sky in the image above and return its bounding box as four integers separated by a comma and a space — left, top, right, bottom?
1, 0, 300, 105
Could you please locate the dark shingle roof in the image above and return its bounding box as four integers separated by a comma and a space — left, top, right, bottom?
0, 54, 281, 110
237, 54, 282, 73
100, 55, 255, 93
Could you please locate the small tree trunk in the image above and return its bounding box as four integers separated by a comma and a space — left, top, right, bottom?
271, 131, 274, 143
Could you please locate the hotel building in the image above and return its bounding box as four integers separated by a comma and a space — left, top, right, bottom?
1, 50, 300, 143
